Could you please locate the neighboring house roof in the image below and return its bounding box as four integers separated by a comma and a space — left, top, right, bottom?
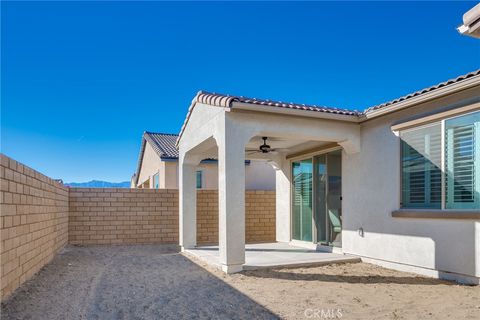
177, 69, 480, 145
144, 132, 179, 159
134, 131, 223, 186
134, 132, 179, 185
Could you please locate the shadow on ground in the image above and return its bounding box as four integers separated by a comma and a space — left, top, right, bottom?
242, 266, 457, 286
1, 245, 278, 320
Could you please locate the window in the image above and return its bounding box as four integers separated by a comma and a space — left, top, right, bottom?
400, 111, 479, 210
401, 123, 442, 208
445, 112, 480, 209
153, 173, 159, 189
196, 170, 202, 189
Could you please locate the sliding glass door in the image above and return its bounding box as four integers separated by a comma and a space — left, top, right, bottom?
314, 154, 327, 243
292, 150, 342, 247
292, 159, 313, 242
325, 151, 342, 247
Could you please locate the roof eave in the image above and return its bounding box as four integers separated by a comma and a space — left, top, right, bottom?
134, 135, 147, 186
231, 101, 361, 122
176, 91, 205, 148
363, 74, 480, 120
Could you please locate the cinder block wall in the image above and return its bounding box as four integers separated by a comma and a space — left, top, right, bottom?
197, 190, 276, 244
68, 188, 179, 245
70, 189, 276, 245
0, 154, 69, 300
197, 190, 218, 244
245, 191, 276, 243
0, 155, 276, 300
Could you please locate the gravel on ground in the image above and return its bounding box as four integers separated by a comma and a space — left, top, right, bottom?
1, 245, 479, 320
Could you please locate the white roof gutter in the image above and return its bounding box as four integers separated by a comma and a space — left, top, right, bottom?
231, 101, 361, 123
457, 3, 480, 38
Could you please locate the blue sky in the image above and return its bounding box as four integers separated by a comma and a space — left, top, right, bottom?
2, 1, 479, 182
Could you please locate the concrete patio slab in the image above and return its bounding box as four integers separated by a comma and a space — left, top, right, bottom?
184, 242, 360, 271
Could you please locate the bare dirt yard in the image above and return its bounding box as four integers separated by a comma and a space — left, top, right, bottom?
1, 245, 479, 320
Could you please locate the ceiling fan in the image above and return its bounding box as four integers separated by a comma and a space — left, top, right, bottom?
246, 137, 288, 155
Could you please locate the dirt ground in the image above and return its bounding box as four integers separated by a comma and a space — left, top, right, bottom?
1, 245, 479, 320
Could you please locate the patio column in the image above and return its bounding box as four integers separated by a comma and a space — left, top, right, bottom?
273, 158, 291, 243
179, 153, 200, 251
217, 125, 249, 273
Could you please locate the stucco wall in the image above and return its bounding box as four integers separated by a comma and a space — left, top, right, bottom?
195, 161, 276, 190
195, 162, 218, 190
269, 87, 479, 283
137, 142, 162, 187
246, 160, 276, 190
0, 154, 69, 300
342, 88, 480, 282
137, 142, 275, 190
164, 161, 178, 189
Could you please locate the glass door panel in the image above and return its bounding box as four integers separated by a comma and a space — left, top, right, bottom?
314, 155, 327, 243
292, 159, 313, 242
292, 150, 342, 246
326, 150, 342, 247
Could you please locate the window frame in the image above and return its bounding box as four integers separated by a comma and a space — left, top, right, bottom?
399, 109, 480, 211
399, 122, 442, 209
196, 170, 203, 189
153, 173, 159, 189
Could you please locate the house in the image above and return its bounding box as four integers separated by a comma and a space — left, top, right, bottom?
458, 3, 480, 38
177, 70, 480, 284
132, 132, 276, 190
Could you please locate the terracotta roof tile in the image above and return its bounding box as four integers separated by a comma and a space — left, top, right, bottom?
195, 90, 361, 116
176, 69, 480, 145
144, 132, 179, 159
365, 69, 480, 112
134, 132, 179, 185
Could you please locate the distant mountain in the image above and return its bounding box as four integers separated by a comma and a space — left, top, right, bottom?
65, 180, 130, 188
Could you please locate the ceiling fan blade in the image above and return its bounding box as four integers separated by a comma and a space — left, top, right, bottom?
246, 150, 259, 155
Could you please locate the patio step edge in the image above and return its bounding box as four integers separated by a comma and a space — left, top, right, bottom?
242, 256, 361, 271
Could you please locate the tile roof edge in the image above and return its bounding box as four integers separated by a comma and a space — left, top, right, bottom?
144, 131, 179, 137
134, 136, 147, 186
176, 69, 480, 147
364, 69, 480, 113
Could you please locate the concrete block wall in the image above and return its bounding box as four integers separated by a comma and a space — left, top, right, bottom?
0, 154, 276, 300
0, 154, 69, 300
68, 188, 179, 245
70, 189, 276, 246
245, 191, 276, 243
197, 190, 276, 244
197, 190, 218, 244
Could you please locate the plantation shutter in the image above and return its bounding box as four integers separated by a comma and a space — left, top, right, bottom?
401, 123, 442, 208
445, 112, 480, 209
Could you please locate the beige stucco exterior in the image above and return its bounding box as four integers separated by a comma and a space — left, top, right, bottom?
177, 74, 480, 281
136, 142, 160, 188
342, 86, 480, 284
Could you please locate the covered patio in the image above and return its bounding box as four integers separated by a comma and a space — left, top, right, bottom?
185, 242, 360, 271
177, 91, 361, 273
